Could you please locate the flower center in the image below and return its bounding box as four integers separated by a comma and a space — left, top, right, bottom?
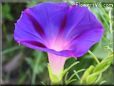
49, 37, 69, 51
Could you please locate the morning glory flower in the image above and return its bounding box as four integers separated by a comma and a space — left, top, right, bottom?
14, 2, 104, 82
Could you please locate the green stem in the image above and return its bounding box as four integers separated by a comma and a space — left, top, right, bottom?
64, 61, 79, 74
88, 50, 100, 64
73, 70, 80, 80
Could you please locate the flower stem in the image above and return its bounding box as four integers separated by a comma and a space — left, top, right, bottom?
88, 50, 100, 64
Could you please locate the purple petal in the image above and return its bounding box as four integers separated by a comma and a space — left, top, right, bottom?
70, 28, 104, 57
14, 2, 69, 50
25, 2, 69, 40
14, 2, 104, 58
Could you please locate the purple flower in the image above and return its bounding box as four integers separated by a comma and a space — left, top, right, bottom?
14, 2, 104, 78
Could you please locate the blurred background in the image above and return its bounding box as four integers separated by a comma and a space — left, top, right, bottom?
1, 0, 114, 85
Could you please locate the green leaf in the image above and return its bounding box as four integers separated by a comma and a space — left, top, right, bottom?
95, 73, 102, 83
86, 72, 99, 84
93, 55, 113, 73
102, 54, 113, 64
2, 46, 23, 55
66, 79, 77, 85
64, 72, 69, 84
80, 65, 94, 84
81, 54, 113, 84
94, 62, 110, 74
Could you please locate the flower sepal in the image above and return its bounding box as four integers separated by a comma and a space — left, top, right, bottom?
48, 64, 63, 84
48, 61, 80, 84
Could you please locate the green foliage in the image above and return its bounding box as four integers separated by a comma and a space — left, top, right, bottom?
2, 4, 13, 20
80, 53, 113, 84
26, 51, 47, 84
80, 65, 95, 84
64, 61, 85, 85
